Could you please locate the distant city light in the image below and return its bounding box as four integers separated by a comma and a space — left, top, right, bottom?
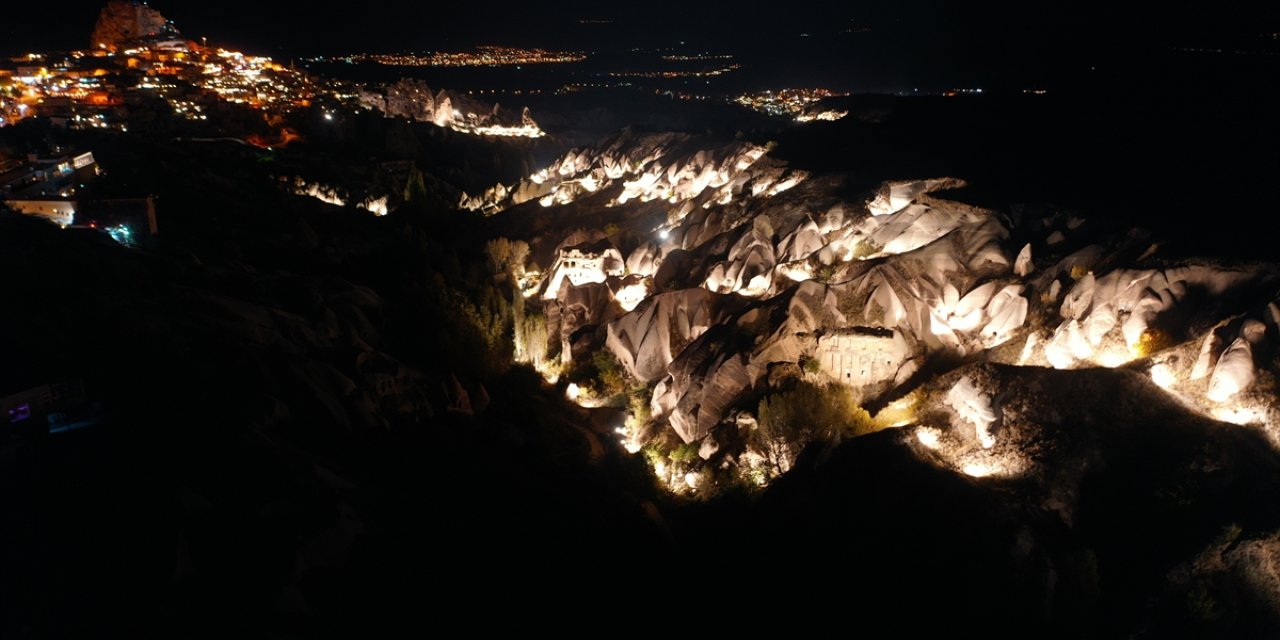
315, 46, 587, 68
734, 88, 846, 118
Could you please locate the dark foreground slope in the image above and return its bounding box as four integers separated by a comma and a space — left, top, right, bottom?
4, 208, 1280, 638
1, 69, 1279, 636
0, 168, 670, 636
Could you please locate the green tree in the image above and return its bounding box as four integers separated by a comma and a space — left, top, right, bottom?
756, 381, 877, 472
668, 443, 699, 465
591, 349, 628, 397
403, 166, 429, 202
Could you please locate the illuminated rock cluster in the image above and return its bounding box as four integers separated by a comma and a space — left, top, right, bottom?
288, 178, 389, 216
361, 78, 543, 138
461, 132, 799, 214
492, 131, 1280, 490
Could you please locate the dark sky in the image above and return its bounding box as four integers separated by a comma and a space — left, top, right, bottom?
4, 1, 1278, 90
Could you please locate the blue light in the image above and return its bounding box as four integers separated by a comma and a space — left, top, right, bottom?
106, 224, 135, 246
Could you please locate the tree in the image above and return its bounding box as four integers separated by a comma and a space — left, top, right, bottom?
484, 237, 530, 279
403, 166, 429, 202
756, 381, 877, 473
590, 349, 627, 398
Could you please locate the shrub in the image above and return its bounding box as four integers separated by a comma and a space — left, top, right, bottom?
514, 309, 549, 365
642, 445, 665, 469
756, 381, 877, 472
1133, 327, 1174, 358
668, 443, 699, 465
484, 237, 529, 278
852, 240, 883, 260
591, 349, 628, 397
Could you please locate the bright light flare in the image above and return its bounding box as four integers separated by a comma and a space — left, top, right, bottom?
962, 462, 998, 478
916, 427, 941, 450
1150, 363, 1177, 389
1095, 349, 1130, 368
1212, 406, 1262, 426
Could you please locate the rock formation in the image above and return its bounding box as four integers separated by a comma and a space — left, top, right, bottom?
365, 78, 542, 138
490, 130, 1280, 484
91, 1, 177, 50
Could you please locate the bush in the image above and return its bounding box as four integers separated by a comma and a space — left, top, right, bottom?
627, 386, 652, 426
1133, 327, 1175, 358
669, 443, 700, 465
756, 381, 878, 472
852, 240, 883, 260
514, 308, 549, 366
484, 237, 530, 278
591, 349, 628, 397
642, 445, 665, 469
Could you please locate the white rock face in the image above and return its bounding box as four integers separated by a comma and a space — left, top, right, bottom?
541, 244, 625, 300
460, 132, 801, 215
504, 130, 1280, 484
290, 178, 390, 216
374, 79, 544, 138
982, 286, 1029, 348
651, 329, 755, 443
817, 329, 908, 388
945, 376, 998, 448
866, 204, 968, 256
866, 179, 955, 217
1015, 243, 1034, 277
605, 289, 738, 383
1208, 337, 1255, 402
1191, 332, 1221, 381
1036, 265, 1263, 366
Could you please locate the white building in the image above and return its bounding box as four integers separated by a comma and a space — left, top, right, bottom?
541, 243, 626, 299
3, 198, 75, 226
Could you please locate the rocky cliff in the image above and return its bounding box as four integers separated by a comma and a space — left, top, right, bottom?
91, 0, 177, 50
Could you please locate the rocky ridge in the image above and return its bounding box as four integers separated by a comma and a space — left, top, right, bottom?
481, 130, 1280, 491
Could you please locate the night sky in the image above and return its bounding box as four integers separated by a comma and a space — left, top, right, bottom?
5, 1, 1278, 84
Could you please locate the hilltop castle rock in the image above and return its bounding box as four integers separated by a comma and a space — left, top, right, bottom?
91, 1, 179, 50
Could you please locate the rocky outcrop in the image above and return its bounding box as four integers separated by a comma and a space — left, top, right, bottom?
369, 78, 542, 138
652, 326, 754, 442
546, 281, 619, 361
504, 129, 1280, 485
604, 288, 741, 383
461, 131, 799, 214
91, 1, 177, 50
